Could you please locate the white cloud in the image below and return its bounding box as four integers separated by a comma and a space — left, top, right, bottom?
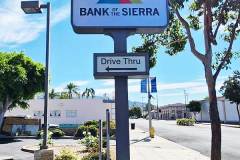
0, 0, 70, 47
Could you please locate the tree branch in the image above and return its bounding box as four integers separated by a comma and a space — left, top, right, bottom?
213, 11, 240, 80
166, 37, 188, 46
213, 0, 229, 39
174, 9, 206, 62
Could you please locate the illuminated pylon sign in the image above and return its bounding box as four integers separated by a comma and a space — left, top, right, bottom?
98, 0, 141, 4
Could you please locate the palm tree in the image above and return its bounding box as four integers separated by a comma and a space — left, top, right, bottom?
82, 88, 95, 99
49, 89, 59, 99
65, 83, 79, 99
59, 92, 69, 99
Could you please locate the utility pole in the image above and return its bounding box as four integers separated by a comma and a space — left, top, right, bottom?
184, 90, 188, 118
156, 93, 159, 120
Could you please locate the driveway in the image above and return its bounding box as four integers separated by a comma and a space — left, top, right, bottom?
0, 138, 79, 160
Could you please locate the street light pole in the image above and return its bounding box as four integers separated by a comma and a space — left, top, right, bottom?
21, 1, 51, 149
147, 77, 152, 134
42, 2, 50, 149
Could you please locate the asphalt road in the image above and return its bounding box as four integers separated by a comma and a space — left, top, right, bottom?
0, 139, 79, 160
0, 139, 36, 160
133, 119, 240, 160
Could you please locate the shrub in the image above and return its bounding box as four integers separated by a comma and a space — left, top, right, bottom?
176, 118, 195, 126
84, 120, 98, 127
75, 125, 98, 138
82, 152, 107, 160
81, 132, 98, 152
38, 131, 53, 146
103, 121, 116, 129
88, 125, 98, 137
75, 126, 86, 138
55, 148, 79, 160
102, 121, 116, 138
102, 128, 116, 138
37, 129, 65, 138
51, 128, 65, 138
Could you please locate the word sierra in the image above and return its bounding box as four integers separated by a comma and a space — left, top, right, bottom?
80, 8, 160, 16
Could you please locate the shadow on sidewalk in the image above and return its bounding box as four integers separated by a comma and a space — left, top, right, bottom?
0, 139, 22, 144
131, 136, 151, 144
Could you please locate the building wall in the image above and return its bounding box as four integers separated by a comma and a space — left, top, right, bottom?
196, 98, 239, 123
5, 99, 114, 125
157, 103, 190, 120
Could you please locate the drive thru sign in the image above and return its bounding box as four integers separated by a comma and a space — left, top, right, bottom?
94, 53, 149, 79
71, 1, 169, 160
71, 0, 169, 34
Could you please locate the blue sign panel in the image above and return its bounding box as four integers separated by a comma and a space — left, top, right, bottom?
141, 79, 147, 93
151, 77, 157, 93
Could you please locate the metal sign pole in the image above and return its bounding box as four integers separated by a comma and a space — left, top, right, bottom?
147, 77, 152, 135
98, 120, 102, 160
106, 109, 110, 160
107, 30, 132, 160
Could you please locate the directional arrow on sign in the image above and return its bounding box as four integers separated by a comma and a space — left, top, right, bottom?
106, 66, 137, 72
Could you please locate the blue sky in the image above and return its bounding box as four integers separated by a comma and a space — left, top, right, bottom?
0, 0, 239, 106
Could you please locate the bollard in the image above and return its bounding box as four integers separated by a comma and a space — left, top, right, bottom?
106, 109, 110, 160
99, 120, 103, 160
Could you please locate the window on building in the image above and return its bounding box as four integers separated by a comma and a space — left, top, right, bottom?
50, 110, 61, 117
33, 111, 43, 117
66, 110, 77, 118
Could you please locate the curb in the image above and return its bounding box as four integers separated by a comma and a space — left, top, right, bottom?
21, 146, 39, 153
199, 123, 240, 128
0, 136, 75, 139
0, 156, 14, 160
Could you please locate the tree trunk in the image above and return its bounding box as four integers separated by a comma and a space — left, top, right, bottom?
0, 96, 12, 132
236, 104, 240, 125
0, 104, 7, 131
0, 110, 6, 131
205, 67, 221, 160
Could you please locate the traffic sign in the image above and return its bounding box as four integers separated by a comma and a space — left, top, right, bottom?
94, 53, 149, 79
71, 0, 169, 34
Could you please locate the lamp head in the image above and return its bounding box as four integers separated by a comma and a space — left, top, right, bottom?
21, 1, 42, 14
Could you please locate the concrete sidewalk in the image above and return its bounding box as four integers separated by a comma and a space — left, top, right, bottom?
130, 128, 209, 160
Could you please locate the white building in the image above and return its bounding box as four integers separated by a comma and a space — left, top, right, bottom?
5, 99, 115, 127
196, 97, 239, 123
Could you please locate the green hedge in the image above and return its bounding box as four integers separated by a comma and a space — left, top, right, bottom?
176, 118, 195, 126
74, 125, 98, 138
37, 128, 65, 138
50, 128, 65, 138
84, 120, 98, 127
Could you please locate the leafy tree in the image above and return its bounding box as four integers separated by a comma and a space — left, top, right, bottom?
220, 71, 240, 124
187, 101, 201, 112
82, 88, 95, 99
129, 107, 142, 118
49, 89, 59, 99
65, 83, 78, 99
135, 1, 240, 159
0, 52, 44, 127
187, 100, 201, 119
